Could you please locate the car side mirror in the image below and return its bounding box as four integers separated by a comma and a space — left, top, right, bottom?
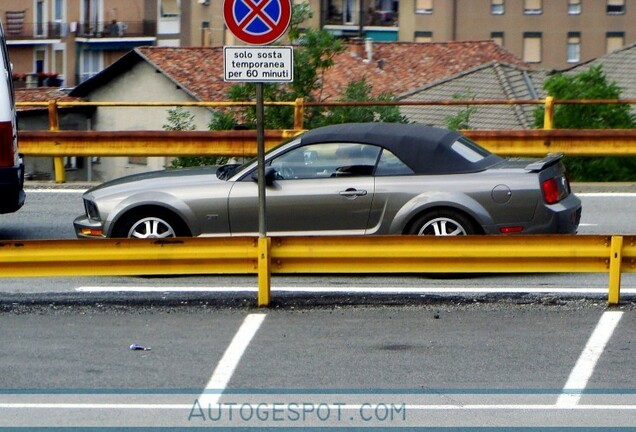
251, 166, 277, 186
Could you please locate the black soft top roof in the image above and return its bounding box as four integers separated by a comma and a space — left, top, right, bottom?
298, 123, 502, 174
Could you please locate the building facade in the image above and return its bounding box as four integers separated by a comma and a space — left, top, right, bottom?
3, 0, 636, 88
2, 0, 159, 88
318, 0, 636, 69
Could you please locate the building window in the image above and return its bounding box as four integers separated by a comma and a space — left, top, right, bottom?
490, 31, 504, 46
523, 32, 542, 63
568, 0, 581, 15
414, 31, 432, 42
524, 0, 542, 15
54, 49, 64, 83
415, 0, 433, 14
607, 0, 625, 14
491, 0, 504, 15
567, 32, 581, 63
606, 32, 624, 53
161, 0, 181, 17
36, 0, 45, 36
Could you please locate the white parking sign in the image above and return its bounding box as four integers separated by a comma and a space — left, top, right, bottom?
224, 46, 294, 83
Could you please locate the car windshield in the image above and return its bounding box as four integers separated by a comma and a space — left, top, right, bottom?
216, 135, 302, 180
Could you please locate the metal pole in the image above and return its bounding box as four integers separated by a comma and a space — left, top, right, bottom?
256, 82, 271, 307
256, 82, 266, 237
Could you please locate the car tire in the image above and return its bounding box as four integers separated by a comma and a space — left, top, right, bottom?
408, 209, 476, 236
113, 210, 190, 238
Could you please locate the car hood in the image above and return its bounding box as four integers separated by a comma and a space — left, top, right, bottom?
86, 166, 224, 195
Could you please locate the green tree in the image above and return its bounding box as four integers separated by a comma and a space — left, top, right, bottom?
534, 65, 634, 129
533, 65, 636, 181
163, 106, 195, 132
163, 107, 229, 168
318, 78, 408, 126
223, 4, 410, 130
444, 91, 477, 130
224, 4, 345, 129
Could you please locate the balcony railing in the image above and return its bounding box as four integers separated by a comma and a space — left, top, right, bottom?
325, 10, 398, 26
4, 20, 157, 40
76, 20, 157, 38
4, 22, 68, 40
324, 0, 399, 27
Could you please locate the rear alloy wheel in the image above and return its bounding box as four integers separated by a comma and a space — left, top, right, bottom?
409, 210, 475, 236
115, 211, 188, 238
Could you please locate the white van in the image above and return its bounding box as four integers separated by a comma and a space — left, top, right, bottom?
0, 20, 24, 213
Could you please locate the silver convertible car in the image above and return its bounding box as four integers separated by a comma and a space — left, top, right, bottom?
74, 123, 581, 238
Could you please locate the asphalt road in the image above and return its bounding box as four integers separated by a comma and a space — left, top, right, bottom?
1, 302, 635, 428
0, 182, 634, 299
0, 183, 635, 429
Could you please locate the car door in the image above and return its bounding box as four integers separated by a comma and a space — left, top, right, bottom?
227, 142, 380, 235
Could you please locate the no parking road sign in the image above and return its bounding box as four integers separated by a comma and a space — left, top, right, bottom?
224, 0, 292, 45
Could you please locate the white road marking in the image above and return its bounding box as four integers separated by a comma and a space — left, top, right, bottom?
557, 311, 624, 406
2, 403, 636, 410
197, 313, 266, 407
576, 193, 636, 198
75, 286, 636, 295
25, 189, 88, 193
24, 189, 636, 198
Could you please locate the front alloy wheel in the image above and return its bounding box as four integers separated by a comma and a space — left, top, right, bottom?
126, 216, 177, 238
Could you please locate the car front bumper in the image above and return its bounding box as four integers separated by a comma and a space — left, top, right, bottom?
73, 215, 107, 238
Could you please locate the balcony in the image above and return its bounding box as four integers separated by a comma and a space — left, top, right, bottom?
76, 20, 157, 39
4, 20, 157, 41
323, 0, 399, 41
4, 21, 68, 41
324, 0, 399, 27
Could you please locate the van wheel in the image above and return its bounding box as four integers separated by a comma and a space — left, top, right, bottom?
408, 210, 476, 236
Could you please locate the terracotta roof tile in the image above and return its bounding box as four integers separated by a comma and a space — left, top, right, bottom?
136, 41, 526, 101
15, 87, 81, 112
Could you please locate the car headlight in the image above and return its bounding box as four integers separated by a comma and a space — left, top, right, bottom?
84, 199, 100, 220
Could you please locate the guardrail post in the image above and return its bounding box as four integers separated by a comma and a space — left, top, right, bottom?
543, 96, 554, 150
48, 100, 66, 183
294, 98, 304, 130
543, 96, 554, 130
257, 236, 271, 307
608, 236, 623, 305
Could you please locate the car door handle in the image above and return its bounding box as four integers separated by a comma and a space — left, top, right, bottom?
339, 188, 367, 198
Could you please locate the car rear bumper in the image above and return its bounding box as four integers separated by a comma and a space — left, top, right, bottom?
525, 194, 582, 234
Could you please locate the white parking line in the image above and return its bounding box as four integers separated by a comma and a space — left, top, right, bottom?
557, 310, 624, 406
76, 286, 636, 295
197, 313, 266, 407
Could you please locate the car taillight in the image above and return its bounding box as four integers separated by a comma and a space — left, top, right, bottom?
0, 121, 15, 168
542, 177, 560, 204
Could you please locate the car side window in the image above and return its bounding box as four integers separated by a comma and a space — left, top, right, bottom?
376, 149, 415, 176
270, 143, 381, 180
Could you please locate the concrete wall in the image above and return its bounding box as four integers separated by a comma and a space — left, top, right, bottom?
85, 61, 214, 181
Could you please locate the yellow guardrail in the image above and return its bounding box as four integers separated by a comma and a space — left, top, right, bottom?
16, 96, 636, 182
0, 235, 633, 307
19, 129, 636, 157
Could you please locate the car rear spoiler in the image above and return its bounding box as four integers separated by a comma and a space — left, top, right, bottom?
524, 153, 564, 172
